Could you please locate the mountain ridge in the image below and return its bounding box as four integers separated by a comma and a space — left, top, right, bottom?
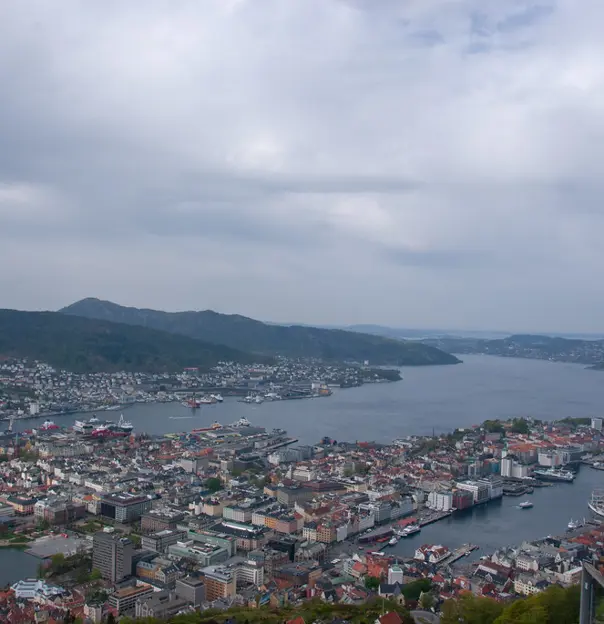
0, 309, 264, 373
60, 298, 461, 367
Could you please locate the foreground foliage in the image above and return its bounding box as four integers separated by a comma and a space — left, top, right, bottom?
119, 598, 413, 624
441, 585, 580, 624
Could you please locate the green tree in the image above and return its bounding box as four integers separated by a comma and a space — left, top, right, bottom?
419, 592, 435, 611
483, 420, 504, 433
365, 576, 380, 591
402, 578, 432, 601
90, 568, 102, 581
205, 477, 222, 493
441, 594, 503, 624
511, 418, 530, 434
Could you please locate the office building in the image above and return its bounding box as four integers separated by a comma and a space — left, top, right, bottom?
100, 493, 152, 524
203, 566, 237, 601
141, 509, 185, 533
175, 576, 205, 606
141, 529, 187, 554
108, 584, 153, 616
92, 532, 134, 583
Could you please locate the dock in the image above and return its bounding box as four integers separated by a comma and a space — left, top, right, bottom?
437, 543, 479, 568
418, 510, 452, 527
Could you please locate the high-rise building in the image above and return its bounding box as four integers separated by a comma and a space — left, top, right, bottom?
203, 566, 237, 601
92, 532, 134, 583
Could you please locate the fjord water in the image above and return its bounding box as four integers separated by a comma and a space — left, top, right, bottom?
22, 355, 604, 443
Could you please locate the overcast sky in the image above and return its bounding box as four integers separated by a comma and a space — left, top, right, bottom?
1, 1, 603, 333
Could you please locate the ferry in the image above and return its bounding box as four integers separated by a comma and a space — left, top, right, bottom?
588, 490, 604, 518
396, 524, 421, 538
519, 501, 533, 509
533, 468, 575, 482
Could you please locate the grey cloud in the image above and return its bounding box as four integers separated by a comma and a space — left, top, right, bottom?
0, 0, 603, 332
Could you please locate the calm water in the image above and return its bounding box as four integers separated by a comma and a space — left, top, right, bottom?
0, 548, 39, 586
19, 355, 604, 444
6, 355, 604, 582
392, 465, 604, 562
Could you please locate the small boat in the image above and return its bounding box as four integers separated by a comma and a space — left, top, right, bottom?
567, 518, 583, 530
198, 396, 216, 405
210, 394, 224, 403
388, 536, 399, 546
519, 501, 533, 509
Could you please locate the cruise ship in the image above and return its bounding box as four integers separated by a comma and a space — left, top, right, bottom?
533, 467, 575, 482
73, 415, 101, 433
589, 490, 604, 518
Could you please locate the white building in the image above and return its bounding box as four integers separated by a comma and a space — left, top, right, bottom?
388, 564, 404, 585
592, 418, 603, 432
292, 466, 316, 482
477, 476, 504, 500
537, 451, 562, 467
427, 491, 453, 512
455, 481, 490, 504
235, 561, 264, 587
11, 579, 65, 600
336, 524, 348, 542
414, 545, 450, 564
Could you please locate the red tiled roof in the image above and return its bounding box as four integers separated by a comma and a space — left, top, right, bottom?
378, 612, 403, 624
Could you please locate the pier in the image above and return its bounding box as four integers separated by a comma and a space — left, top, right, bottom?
437, 543, 479, 568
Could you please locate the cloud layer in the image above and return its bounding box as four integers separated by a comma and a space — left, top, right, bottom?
1, 0, 603, 332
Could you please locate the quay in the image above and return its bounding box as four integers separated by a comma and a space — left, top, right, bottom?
419, 510, 452, 527
437, 543, 479, 568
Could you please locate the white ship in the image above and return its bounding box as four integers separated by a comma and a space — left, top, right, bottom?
210, 394, 224, 402
519, 501, 533, 509
589, 490, 604, 518
232, 417, 252, 428
533, 467, 575, 482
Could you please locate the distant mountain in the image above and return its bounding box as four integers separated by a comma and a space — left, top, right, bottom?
419, 334, 604, 367
60, 298, 461, 367
345, 324, 511, 341
0, 309, 263, 373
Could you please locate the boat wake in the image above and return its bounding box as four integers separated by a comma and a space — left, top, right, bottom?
169, 416, 193, 420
